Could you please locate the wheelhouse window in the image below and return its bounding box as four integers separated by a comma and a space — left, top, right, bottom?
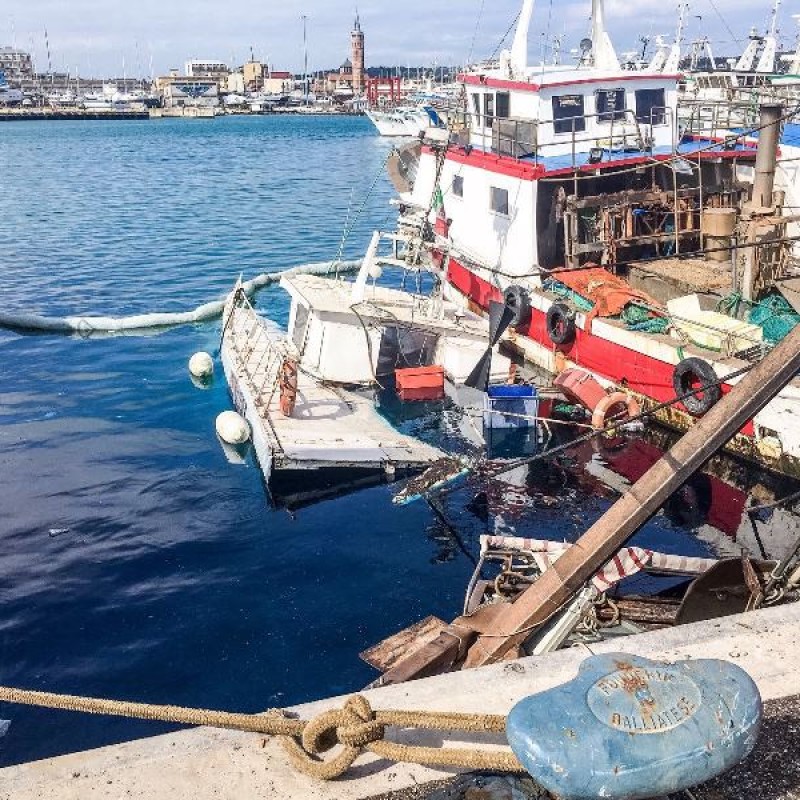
595, 89, 626, 123
452, 175, 464, 198
471, 92, 481, 123
496, 92, 510, 120
552, 95, 586, 134
635, 88, 666, 126
484, 93, 495, 128
490, 187, 509, 216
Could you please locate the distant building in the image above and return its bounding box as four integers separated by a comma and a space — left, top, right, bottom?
324, 14, 367, 100
366, 76, 404, 107
351, 13, 365, 93
242, 61, 293, 94
184, 60, 230, 85
0, 47, 34, 83
156, 74, 219, 108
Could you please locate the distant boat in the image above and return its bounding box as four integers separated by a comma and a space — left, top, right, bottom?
365, 103, 443, 137
0, 71, 23, 106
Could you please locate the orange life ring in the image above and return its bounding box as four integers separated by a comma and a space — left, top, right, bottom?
279, 359, 299, 418
591, 392, 640, 431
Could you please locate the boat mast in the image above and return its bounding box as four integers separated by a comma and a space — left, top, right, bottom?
301, 14, 309, 104
510, 0, 535, 74
663, 2, 688, 73
590, 0, 621, 71
756, 0, 781, 73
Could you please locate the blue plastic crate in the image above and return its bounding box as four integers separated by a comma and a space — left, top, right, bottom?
484, 385, 539, 430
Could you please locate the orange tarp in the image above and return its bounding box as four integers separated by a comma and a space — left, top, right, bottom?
553, 266, 665, 331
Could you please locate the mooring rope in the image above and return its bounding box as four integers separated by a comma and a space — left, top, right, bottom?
0, 687, 522, 781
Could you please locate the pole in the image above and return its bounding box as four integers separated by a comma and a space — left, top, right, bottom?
752, 104, 782, 210
301, 14, 309, 105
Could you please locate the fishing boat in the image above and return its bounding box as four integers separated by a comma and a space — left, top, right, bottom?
387, 0, 800, 479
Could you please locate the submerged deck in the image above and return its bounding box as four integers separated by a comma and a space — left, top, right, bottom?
221, 295, 443, 478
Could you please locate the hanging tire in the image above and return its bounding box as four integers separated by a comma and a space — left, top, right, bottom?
546, 303, 576, 345
503, 285, 532, 328
673, 358, 721, 417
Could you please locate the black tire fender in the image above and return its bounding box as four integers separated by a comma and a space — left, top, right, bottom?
503, 285, 532, 328
546, 303, 576, 346
673, 357, 721, 417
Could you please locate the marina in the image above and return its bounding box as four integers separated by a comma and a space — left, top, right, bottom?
2, 0, 800, 796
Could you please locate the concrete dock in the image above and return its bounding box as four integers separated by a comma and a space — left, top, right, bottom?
2, 602, 799, 799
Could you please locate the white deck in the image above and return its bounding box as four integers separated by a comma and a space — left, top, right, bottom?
221, 294, 443, 477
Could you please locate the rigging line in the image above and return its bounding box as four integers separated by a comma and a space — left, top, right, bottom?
489, 11, 523, 63
539, 0, 555, 81
467, 0, 487, 67
706, 0, 743, 49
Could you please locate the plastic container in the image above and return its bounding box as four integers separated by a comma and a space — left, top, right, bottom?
396, 366, 445, 402
483, 385, 539, 430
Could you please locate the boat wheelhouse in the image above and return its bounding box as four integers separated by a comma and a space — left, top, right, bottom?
399, 0, 800, 477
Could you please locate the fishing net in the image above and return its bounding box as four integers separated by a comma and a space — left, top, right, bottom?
543, 279, 595, 312
748, 294, 800, 344
621, 303, 671, 334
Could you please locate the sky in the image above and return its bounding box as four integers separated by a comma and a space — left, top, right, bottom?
2, 0, 797, 78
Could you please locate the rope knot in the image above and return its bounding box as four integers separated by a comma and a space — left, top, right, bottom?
337, 696, 385, 747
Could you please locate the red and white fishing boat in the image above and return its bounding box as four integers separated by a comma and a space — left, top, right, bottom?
395, 0, 800, 478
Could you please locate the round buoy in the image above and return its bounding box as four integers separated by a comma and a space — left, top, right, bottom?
216, 411, 250, 445
189, 352, 214, 380
368, 263, 383, 281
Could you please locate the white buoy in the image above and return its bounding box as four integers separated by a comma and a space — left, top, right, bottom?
368, 263, 383, 281
216, 411, 251, 445
189, 352, 214, 380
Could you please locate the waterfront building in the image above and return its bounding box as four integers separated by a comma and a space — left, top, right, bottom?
242, 61, 294, 94
0, 47, 34, 83
156, 74, 219, 108
184, 60, 230, 85
365, 76, 404, 107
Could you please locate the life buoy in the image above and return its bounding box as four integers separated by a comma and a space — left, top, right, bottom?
673, 357, 721, 417
503, 285, 532, 328
279, 358, 299, 418
591, 392, 641, 430
546, 303, 576, 346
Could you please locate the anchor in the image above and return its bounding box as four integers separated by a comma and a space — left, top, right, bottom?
506, 653, 762, 800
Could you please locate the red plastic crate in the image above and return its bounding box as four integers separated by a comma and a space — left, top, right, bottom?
396, 366, 445, 402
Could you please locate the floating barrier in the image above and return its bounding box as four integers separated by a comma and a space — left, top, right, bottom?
0, 260, 360, 337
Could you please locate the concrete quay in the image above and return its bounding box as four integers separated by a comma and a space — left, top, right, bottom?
1, 602, 799, 800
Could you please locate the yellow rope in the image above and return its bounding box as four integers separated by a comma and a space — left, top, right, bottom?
0, 687, 524, 781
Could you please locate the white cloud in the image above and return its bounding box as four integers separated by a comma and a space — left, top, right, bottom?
1, 0, 790, 77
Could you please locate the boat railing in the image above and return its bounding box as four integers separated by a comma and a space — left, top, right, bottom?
225, 288, 290, 399
467, 107, 668, 169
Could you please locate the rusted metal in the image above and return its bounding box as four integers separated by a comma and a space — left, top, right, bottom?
596, 596, 680, 627
675, 559, 776, 625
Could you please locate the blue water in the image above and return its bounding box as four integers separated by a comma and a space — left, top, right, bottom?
0, 115, 792, 767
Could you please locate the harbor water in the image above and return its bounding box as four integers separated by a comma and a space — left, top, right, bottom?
0, 115, 797, 767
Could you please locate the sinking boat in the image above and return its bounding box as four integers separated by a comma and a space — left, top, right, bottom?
219, 280, 445, 500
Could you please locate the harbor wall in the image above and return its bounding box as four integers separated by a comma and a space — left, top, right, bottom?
1, 602, 799, 799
